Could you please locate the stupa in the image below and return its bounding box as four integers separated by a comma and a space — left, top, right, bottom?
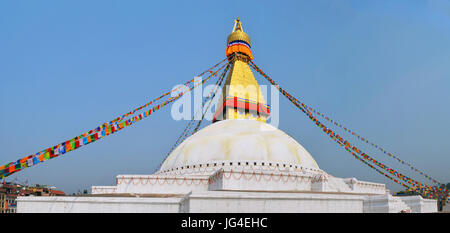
17, 18, 437, 213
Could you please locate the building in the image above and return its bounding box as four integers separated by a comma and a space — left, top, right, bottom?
0, 188, 5, 213
5, 194, 17, 213
16, 18, 437, 213
1, 182, 65, 213
0, 182, 21, 213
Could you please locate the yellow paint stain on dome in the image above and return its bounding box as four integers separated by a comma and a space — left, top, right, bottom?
221, 137, 231, 160
287, 143, 302, 164
261, 135, 272, 161
181, 143, 192, 164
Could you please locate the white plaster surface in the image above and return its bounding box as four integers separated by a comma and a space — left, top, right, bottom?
113, 174, 210, 194
188, 191, 365, 213
160, 120, 319, 171
397, 195, 438, 213
16, 119, 438, 213
17, 196, 189, 213
17, 168, 437, 213
363, 194, 413, 213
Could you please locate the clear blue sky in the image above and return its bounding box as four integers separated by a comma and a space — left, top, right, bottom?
1, 0, 449, 194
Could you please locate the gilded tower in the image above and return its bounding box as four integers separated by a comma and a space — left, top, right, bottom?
213, 17, 270, 123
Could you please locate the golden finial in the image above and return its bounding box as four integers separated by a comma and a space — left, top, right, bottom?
227, 17, 251, 47
232, 17, 243, 32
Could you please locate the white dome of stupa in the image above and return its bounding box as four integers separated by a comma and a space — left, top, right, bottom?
159, 119, 319, 171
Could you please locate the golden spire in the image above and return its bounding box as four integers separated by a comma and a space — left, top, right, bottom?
213, 18, 270, 123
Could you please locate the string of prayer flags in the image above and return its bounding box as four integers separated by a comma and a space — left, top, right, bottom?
0, 61, 230, 179
248, 60, 448, 201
